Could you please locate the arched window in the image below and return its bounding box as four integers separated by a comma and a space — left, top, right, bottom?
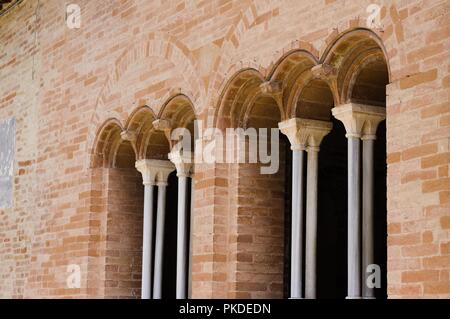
91, 95, 197, 299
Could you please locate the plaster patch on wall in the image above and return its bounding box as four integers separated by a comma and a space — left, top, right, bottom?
0, 117, 15, 208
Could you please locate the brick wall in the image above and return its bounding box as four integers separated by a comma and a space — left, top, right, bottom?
0, 0, 449, 298
103, 168, 143, 298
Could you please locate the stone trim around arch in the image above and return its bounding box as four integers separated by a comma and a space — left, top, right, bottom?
85, 32, 205, 170
213, 27, 391, 128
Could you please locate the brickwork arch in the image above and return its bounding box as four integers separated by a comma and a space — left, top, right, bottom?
214, 27, 391, 127
215, 68, 265, 129
158, 94, 197, 131
319, 27, 391, 106
91, 93, 197, 168
86, 32, 204, 169
209, 25, 392, 299
88, 92, 198, 298
206, 0, 287, 118
90, 118, 124, 168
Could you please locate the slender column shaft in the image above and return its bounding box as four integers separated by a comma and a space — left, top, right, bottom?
141, 184, 154, 299
362, 138, 375, 298
331, 103, 385, 299
305, 147, 319, 299
153, 183, 167, 299
291, 149, 305, 299
188, 177, 194, 298
347, 137, 361, 298
176, 175, 188, 299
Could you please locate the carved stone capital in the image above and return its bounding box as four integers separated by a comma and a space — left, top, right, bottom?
311, 63, 337, 81
152, 119, 172, 131
304, 120, 333, 148
279, 118, 307, 151
152, 119, 172, 144
259, 80, 283, 110
121, 130, 138, 157
135, 159, 175, 186
168, 150, 193, 177
120, 130, 137, 142
331, 103, 386, 139
259, 80, 282, 95
278, 118, 332, 151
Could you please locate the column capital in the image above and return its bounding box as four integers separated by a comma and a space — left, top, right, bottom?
135, 159, 175, 186
332, 103, 385, 139
152, 118, 172, 146
168, 150, 193, 177
311, 63, 337, 81
121, 130, 138, 154
259, 80, 282, 95
120, 130, 137, 142
278, 118, 332, 151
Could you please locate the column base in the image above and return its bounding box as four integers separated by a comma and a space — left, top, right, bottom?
362, 296, 376, 299
346, 296, 363, 299
289, 297, 304, 299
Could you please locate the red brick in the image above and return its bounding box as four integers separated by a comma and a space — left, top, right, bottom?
440, 191, 450, 204
388, 233, 421, 246
423, 255, 450, 269
440, 216, 450, 229
399, 69, 438, 89
402, 143, 438, 161
387, 152, 401, 164
421, 152, 450, 169
0, 0, 448, 300
441, 242, 450, 255
402, 244, 439, 257
422, 178, 450, 193
407, 44, 444, 64
402, 270, 440, 283
424, 282, 450, 294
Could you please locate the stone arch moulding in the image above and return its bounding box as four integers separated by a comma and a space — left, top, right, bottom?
213, 26, 393, 127
214, 48, 320, 127
158, 94, 197, 128
214, 68, 265, 129
90, 118, 124, 168
157, 94, 198, 160
90, 92, 199, 168
319, 27, 391, 77
208, 1, 401, 121
319, 28, 391, 106
124, 105, 157, 161
85, 32, 205, 169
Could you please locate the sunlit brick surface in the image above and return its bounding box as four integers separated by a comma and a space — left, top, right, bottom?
0, 0, 449, 298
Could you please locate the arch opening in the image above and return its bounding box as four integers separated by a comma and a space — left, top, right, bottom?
317, 29, 388, 299
90, 94, 197, 299
296, 78, 334, 121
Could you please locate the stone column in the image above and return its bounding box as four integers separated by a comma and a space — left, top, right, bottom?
188, 167, 195, 298
279, 118, 332, 299
289, 149, 305, 299
168, 151, 193, 299
362, 135, 375, 299
361, 113, 384, 299
152, 162, 175, 299
279, 118, 307, 298
304, 121, 332, 299
332, 103, 385, 299
135, 159, 157, 299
